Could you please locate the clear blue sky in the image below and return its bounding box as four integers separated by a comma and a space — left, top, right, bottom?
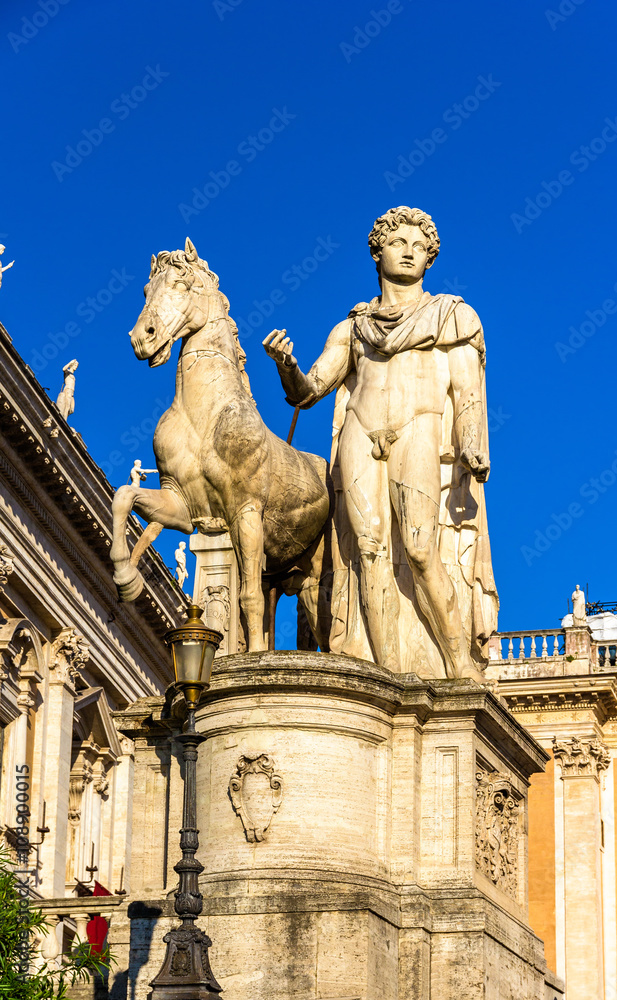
1, 0, 617, 637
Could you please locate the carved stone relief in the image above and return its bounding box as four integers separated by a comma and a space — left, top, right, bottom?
475, 762, 520, 898
552, 735, 610, 777
0, 543, 15, 589
199, 584, 231, 635
228, 753, 283, 843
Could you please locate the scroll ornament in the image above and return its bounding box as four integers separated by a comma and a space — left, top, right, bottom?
475, 765, 520, 897
228, 753, 283, 843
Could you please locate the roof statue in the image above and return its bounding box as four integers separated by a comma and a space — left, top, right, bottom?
572, 584, 587, 626
174, 541, 189, 591
56, 359, 78, 421
129, 459, 157, 487
0, 244, 14, 290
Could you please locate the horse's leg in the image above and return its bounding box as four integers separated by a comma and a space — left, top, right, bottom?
111, 485, 192, 601
229, 507, 266, 652
287, 531, 333, 652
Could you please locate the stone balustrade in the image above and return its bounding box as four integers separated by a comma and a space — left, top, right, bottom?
35, 895, 123, 966
488, 630, 564, 663
488, 626, 617, 677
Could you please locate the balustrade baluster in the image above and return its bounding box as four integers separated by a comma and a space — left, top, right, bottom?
508, 637, 514, 660
518, 635, 526, 659
530, 635, 537, 658
541, 635, 548, 658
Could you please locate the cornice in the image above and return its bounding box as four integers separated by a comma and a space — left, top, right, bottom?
0, 328, 186, 687
498, 673, 617, 724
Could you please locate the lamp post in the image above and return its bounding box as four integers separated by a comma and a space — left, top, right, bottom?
149, 605, 223, 1000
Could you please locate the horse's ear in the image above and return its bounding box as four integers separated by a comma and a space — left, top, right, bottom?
185, 237, 198, 262
150, 254, 156, 277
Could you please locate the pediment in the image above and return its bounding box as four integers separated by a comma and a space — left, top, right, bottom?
73, 686, 121, 757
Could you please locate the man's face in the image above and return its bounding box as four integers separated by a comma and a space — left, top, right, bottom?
379, 224, 429, 284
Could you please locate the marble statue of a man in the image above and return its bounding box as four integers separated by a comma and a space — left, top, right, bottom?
175, 541, 189, 591
56, 359, 78, 421
264, 206, 498, 679
129, 459, 157, 487
0, 245, 14, 291
572, 584, 586, 626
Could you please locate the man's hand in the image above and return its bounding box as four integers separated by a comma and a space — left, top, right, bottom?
460, 448, 490, 483
263, 329, 297, 367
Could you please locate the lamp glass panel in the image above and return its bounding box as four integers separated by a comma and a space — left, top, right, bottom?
172, 640, 206, 684
201, 643, 217, 685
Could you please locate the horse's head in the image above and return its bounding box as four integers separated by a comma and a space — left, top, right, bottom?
130, 238, 223, 367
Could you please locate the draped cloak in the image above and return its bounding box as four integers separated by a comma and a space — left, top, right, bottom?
326, 292, 499, 676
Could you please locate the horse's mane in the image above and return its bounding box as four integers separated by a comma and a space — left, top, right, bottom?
151, 244, 255, 402
150, 247, 219, 285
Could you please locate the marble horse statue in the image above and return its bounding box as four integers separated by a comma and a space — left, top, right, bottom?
110, 239, 331, 651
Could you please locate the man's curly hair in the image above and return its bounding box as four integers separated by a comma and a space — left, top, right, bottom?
368, 206, 440, 274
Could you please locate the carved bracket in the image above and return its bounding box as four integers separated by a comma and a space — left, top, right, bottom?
0, 543, 15, 590
475, 763, 520, 898
552, 735, 610, 778
228, 753, 282, 843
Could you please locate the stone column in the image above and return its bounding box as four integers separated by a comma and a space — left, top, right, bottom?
553, 735, 610, 1000
90, 757, 110, 883
41, 629, 88, 898
111, 737, 135, 895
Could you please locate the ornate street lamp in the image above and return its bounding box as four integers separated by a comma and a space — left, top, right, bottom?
149, 605, 223, 1000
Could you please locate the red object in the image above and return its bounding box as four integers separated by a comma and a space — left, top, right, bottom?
93, 880, 112, 896
86, 914, 108, 953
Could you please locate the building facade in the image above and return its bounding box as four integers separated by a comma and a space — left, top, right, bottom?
488, 608, 617, 1000
0, 320, 183, 962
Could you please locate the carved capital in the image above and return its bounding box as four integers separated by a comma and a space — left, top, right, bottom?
16, 689, 35, 713
229, 753, 283, 843
552, 735, 610, 777
475, 763, 520, 898
50, 628, 89, 685
119, 736, 135, 758
0, 544, 15, 589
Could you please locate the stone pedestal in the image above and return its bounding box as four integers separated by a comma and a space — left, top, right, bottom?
190, 531, 243, 655
112, 653, 564, 1000
563, 623, 592, 673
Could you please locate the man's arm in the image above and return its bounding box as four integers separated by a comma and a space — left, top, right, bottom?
448, 306, 489, 483
263, 320, 353, 408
